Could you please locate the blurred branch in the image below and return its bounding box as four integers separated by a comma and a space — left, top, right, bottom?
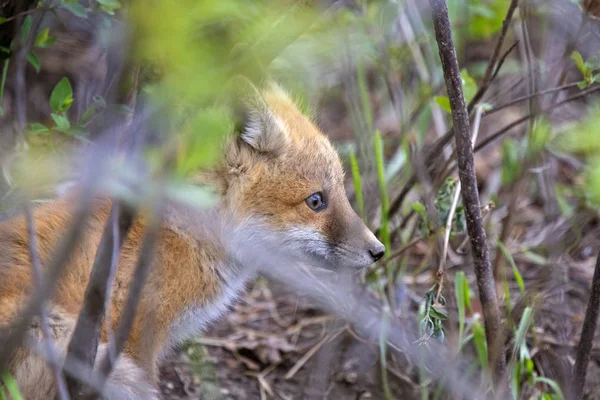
573, 251, 600, 400
0, 190, 95, 371
428, 0, 506, 390
23, 202, 70, 400
92, 199, 163, 397
65, 201, 136, 398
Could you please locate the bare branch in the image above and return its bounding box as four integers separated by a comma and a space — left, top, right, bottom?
468, 0, 519, 111
23, 202, 70, 400
92, 199, 163, 397
428, 0, 506, 390
573, 251, 600, 400
0, 189, 95, 371
65, 201, 136, 398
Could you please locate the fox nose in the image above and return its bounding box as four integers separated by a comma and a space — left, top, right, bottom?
369, 243, 386, 262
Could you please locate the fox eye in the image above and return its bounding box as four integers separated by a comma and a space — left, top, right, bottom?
305, 192, 327, 212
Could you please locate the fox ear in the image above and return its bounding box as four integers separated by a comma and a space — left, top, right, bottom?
230, 76, 288, 154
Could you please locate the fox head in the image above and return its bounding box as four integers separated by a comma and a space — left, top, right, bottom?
209, 78, 385, 270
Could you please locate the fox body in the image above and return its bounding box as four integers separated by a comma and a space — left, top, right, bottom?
0, 81, 385, 399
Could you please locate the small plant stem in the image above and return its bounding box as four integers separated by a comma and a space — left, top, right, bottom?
435, 106, 483, 303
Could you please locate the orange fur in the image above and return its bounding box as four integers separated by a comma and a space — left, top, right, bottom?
0, 80, 385, 399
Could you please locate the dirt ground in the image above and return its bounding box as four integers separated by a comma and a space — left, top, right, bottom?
157, 230, 600, 400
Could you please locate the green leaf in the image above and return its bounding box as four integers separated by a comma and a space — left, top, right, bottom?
454, 271, 467, 344
467, 0, 508, 39
501, 138, 522, 185
20, 16, 32, 43
460, 69, 477, 103
496, 240, 525, 295
571, 51, 587, 76
434, 96, 451, 113
585, 55, 600, 71
118, 104, 134, 115
93, 95, 107, 109
472, 321, 488, 369
79, 105, 96, 125
51, 113, 71, 133
430, 306, 448, 320
528, 118, 551, 157
0, 17, 8, 25
62, 2, 89, 18
49, 77, 73, 113
34, 28, 56, 48
412, 201, 427, 219
97, 0, 122, 15
27, 122, 50, 135
1, 371, 23, 400
513, 307, 533, 358
27, 51, 40, 73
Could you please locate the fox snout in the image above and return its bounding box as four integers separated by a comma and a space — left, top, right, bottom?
349, 215, 386, 268
367, 234, 386, 262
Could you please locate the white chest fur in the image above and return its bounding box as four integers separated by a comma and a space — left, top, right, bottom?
160, 265, 254, 359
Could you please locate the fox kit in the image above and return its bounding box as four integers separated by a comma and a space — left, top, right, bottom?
0, 79, 385, 399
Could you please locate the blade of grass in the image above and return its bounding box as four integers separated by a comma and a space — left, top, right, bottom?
454, 271, 467, 345
472, 321, 488, 371
497, 239, 525, 295
350, 151, 365, 221
0, 372, 23, 400
0, 59, 9, 115
375, 131, 390, 254
512, 307, 533, 359
357, 61, 373, 136
533, 376, 565, 400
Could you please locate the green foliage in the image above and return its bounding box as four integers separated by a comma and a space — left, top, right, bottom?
472, 320, 488, 369
496, 239, 525, 295
375, 131, 390, 256
501, 138, 522, 185
435, 177, 466, 232
418, 287, 447, 343
454, 271, 470, 345
571, 51, 600, 88
49, 77, 73, 113
61, 2, 89, 19
466, 0, 510, 39
435, 69, 477, 113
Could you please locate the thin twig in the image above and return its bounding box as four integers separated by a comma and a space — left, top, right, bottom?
428, 0, 506, 390
0, 189, 95, 371
490, 40, 519, 82
93, 198, 164, 396
23, 202, 70, 400
65, 201, 136, 398
468, 0, 520, 112
573, 251, 600, 400
485, 82, 581, 117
